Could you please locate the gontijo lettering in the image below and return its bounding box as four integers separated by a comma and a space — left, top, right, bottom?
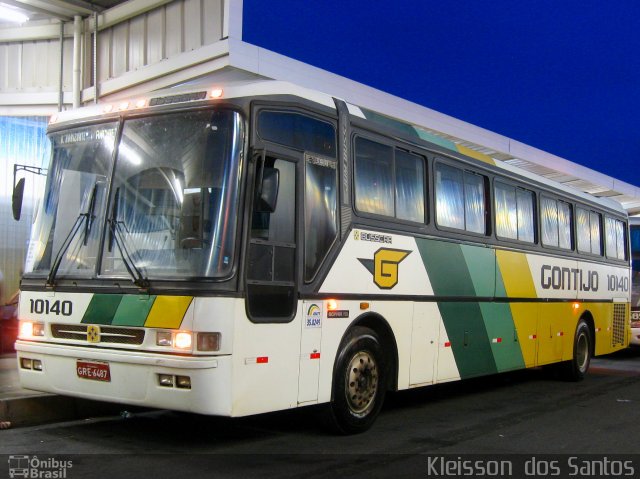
540, 265, 599, 292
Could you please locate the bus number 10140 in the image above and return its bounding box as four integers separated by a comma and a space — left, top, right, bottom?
29, 299, 73, 316
607, 274, 629, 292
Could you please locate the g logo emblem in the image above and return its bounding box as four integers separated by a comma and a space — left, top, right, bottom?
87, 325, 101, 343
358, 248, 411, 289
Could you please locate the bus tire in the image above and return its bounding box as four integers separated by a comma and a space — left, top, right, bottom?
326, 326, 387, 435
561, 319, 592, 382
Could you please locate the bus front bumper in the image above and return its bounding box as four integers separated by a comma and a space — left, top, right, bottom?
15, 340, 233, 416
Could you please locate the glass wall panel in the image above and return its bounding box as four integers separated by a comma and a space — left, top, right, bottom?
0, 116, 49, 303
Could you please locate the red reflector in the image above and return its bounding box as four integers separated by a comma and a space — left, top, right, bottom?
310, 352, 320, 360
493, 338, 502, 343
444, 342, 451, 347
257, 356, 269, 364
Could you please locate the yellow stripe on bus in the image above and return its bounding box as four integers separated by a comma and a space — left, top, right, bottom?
496, 250, 536, 298
144, 296, 193, 329
496, 250, 539, 368
456, 145, 495, 165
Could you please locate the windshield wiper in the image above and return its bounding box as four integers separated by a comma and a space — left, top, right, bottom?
82, 183, 98, 246
47, 184, 99, 287
108, 188, 150, 290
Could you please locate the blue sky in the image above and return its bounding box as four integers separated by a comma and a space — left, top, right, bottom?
244, 1, 640, 186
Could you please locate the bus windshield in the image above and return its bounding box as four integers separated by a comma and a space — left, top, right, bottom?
26, 109, 244, 281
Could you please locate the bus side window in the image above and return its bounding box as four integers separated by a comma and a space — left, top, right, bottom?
577, 207, 602, 255
304, 155, 337, 282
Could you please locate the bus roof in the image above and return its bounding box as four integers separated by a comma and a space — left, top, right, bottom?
50, 76, 626, 216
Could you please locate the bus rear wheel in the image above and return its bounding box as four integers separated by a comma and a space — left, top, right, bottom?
561, 319, 592, 381
327, 326, 387, 435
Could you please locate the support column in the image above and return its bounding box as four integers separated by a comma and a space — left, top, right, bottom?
72, 15, 82, 108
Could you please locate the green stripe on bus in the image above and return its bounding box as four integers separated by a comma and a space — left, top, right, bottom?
111, 295, 157, 326
81, 294, 123, 325
416, 239, 498, 378
416, 239, 476, 296
461, 245, 526, 372
438, 302, 498, 378
460, 245, 494, 297
479, 303, 526, 372
413, 128, 458, 152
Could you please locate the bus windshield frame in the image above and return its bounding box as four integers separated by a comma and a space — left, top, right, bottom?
25, 108, 245, 283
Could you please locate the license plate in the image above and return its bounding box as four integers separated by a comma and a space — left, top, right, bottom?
76, 360, 111, 382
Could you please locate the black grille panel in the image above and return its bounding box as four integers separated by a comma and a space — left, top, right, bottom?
612, 303, 627, 347
51, 324, 145, 345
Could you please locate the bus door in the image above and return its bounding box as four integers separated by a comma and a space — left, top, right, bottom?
246, 154, 298, 322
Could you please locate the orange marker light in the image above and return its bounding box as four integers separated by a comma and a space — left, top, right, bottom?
134, 99, 147, 108
209, 88, 223, 99
327, 299, 338, 311
103, 104, 114, 113
49, 115, 58, 124
572, 302, 580, 310
118, 101, 130, 111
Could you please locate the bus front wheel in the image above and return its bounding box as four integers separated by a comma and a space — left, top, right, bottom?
561, 319, 592, 381
326, 326, 387, 434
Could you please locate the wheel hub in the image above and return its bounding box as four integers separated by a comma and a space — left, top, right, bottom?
576, 332, 589, 372
346, 351, 378, 414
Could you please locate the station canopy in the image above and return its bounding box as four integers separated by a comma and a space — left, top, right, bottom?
2, 0, 639, 215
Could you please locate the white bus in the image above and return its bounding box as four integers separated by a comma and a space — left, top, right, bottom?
14, 79, 630, 433
629, 217, 640, 345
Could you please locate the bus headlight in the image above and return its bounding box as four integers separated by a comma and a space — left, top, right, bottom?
174, 332, 192, 350
197, 332, 221, 352
19, 321, 45, 339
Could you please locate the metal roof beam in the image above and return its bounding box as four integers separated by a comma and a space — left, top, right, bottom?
6, 0, 84, 18
52, 0, 104, 13
0, 0, 72, 20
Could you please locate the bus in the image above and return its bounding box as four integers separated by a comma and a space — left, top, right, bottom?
630, 217, 640, 345
13, 79, 630, 434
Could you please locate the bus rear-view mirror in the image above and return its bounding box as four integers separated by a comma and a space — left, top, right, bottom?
257, 167, 279, 213
12, 177, 25, 221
